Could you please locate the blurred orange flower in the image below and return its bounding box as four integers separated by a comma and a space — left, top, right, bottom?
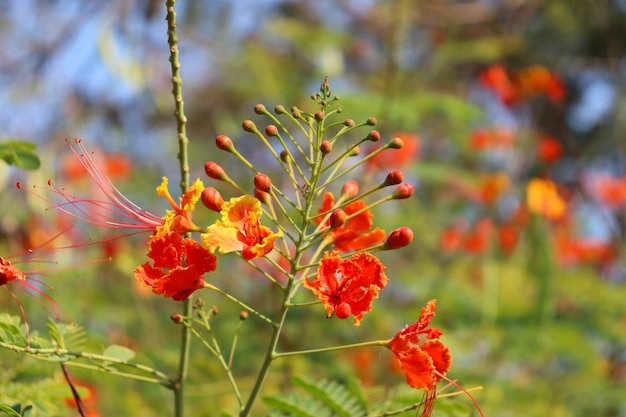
468, 127, 515, 151
526, 178, 566, 220
316, 192, 386, 252
585, 174, 626, 209
303, 251, 387, 326
537, 135, 563, 163
365, 132, 420, 171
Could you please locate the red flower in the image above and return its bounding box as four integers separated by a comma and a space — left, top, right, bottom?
316, 192, 386, 252
537, 135, 563, 163
303, 251, 388, 326
388, 300, 452, 391
134, 232, 217, 300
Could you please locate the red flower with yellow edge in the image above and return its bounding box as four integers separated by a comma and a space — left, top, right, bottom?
201, 195, 282, 260
154, 176, 204, 237
134, 231, 216, 300
387, 300, 452, 391
303, 251, 388, 326
316, 192, 386, 252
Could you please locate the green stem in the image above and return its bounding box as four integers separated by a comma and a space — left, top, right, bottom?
165, 1, 192, 416
274, 339, 388, 358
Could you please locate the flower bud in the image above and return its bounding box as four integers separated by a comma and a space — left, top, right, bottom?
367, 130, 381, 142
239, 310, 249, 320
254, 173, 272, 192
384, 226, 414, 250
366, 117, 377, 126
392, 183, 414, 199
348, 146, 360, 156
171, 314, 183, 323
290, 106, 301, 118
274, 105, 286, 114
389, 137, 404, 149
330, 209, 347, 229
344, 119, 355, 127
320, 140, 332, 154
204, 161, 226, 180
335, 302, 351, 319
383, 170, 404, 186
314, 111, 324, 122
201, 187, 224, 212
215, 135, 234, 151
341, 180, 359, 198
280, 150, 289, 162
265, 125, 278, 137
254, 188, 271, 205
254, 104, 266, 114
242, 120, 257, 132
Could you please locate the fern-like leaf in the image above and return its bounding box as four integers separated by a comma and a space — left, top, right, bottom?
292, 375, 367, 417
47, 318, 86, 351
263, 392, 333, 417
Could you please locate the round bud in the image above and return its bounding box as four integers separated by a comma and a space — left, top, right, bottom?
201, 187, 224, 212
393, 183, 414, 199
334, 302, 351, 319
366, 117, 377, 126
171, 314, 183, 323
320, 140, 332, 154
384, 226, 414, 250
265, 125, 278, 136
290, 106, 301, 118
254, 188, 271, 205
341, 180, 359, 198
253, 104, 266, 114
383, 170, 404, 186
215, 135, 233, 151
254, 173, 272, 192
242, 120, 256, 132
274, 105, 286, 114
204, 161, 226, 180
239, 310, 249, 321
280, 150, 289, 162
389, 137, 405, 149
348, 146, 360, 156
344, 119, 355, 127
314, 111, 324, 122
367, 130, 381, 142
330, 209, 347, 229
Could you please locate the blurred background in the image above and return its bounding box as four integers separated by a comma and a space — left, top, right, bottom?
1, 0, 626, 416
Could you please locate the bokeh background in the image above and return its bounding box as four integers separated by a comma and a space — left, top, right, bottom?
1, 1, 626, 416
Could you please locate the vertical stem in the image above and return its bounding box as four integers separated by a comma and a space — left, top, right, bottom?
165, 2, 191, 417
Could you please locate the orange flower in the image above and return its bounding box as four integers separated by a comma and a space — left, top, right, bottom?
365, 132, 420, 171
517, 65, 565, 103
134, 231, 216, 300
585, 174, 626, 209
468, 127, 515, 151
201, 195, 282, 260
303, 251, 388, 326
316, 192, 386, 252
388, 300, 452, 391
526, 178, 566, 220
476, 172, 510, 205
537, 135, 563, 163
64, 380, 101, 417
479, 65, 518, 105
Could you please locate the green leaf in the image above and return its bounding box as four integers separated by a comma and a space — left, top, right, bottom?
103, 345, 136, 361
263, 393, 332, 417
0, 140, 41, 170
47, 319, 86, 351
292, 375, 366, 417
0, 403, 22, 417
